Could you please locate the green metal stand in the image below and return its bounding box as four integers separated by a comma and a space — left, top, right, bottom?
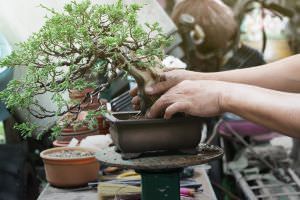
96, 144, 223, 200
139, 169, 182, 200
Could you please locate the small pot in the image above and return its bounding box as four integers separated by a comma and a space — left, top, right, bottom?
58, 129, 99, 142
97, 115, 110, 135
80, 97, 108, 111
52, 140, 69, 147
105, 111, 203, 155
40, 147, 99, 187
57, 111, 101, 143
69, 88, 94, 100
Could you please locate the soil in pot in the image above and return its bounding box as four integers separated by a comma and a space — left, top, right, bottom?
47, 149, 95, 158
40, 147, 100, 187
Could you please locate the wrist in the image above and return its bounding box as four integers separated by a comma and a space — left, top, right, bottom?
194, 71, 220, 81
218, 82, 236, 113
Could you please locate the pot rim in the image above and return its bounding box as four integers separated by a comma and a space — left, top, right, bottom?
40, 147, 97, 161
105, 111, 201, 125
61, 127, 98, 133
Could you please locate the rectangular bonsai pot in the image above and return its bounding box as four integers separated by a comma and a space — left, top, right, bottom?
105, 111, 203, 154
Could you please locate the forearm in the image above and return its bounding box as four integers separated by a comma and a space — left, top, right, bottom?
221, 83, 300, 138
199, 54, 300, 93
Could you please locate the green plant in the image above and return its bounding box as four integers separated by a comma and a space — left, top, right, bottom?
0, 122, 5, 143
0, 0, 171, 138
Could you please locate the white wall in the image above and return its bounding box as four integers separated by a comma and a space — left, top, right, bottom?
0, 0, 67, 47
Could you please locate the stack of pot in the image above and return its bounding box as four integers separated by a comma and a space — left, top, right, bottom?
53, 88, 109, 147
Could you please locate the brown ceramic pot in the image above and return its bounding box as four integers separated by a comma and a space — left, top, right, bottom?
105, 111, 203, 155
40, 147, 99, 187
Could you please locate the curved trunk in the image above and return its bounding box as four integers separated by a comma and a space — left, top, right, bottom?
127, 65, 164, 115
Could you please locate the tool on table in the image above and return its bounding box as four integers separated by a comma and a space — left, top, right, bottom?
96, 145, 223, 200
103, 166, 121, 175
65, 168, 203, 193
117, 170, 141, 180
98, 182, 141, 200
66, 184, 98, 192
180, 188, 195, 197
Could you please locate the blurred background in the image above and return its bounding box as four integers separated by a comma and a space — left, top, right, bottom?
1, 0, 300, 199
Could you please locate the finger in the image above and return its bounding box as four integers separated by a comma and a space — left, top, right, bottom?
158, 69, 175, 81
131, 96, 140, 105
145, 81, 172, 95
164, 102, 189, 119
133, 104, 140, 110
158, 73, 166, 82
129, 87, 138, 97
163, 67, 176, 72
146, 96, 170, 118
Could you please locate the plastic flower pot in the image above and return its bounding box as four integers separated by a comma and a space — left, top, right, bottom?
40, 147, 99, 187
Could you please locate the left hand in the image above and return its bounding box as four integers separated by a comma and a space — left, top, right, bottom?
146, 80, 229, 119
129, 69, 200, 110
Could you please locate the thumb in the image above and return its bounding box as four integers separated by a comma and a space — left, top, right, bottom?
145, 81, 173, 95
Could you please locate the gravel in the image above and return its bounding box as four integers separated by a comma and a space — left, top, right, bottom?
47, 150, 95, 158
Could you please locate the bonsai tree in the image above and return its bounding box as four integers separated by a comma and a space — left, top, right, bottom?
0, 0, 171, 138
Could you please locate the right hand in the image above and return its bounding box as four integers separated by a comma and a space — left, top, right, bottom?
129, 69, 200, 110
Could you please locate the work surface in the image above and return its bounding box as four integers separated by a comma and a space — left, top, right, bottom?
38, 166, 217, 200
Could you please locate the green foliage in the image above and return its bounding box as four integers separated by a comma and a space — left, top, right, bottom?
14, 122, 39, 139
0, 0, 170, 139
0, 122, 5, 143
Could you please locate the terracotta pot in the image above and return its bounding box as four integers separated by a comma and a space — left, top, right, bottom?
40, 147, 99, 187
69, 88, 94, 100
58, 129, 99, 142
81, 101, 101, 111
81, 97, 108, 111
52, 140, 69, 147
58, 111, 88, 128
57, 111, 100, 143
97, 115, 109, 135
62, 125, 90, 133
58, 104, 110, 142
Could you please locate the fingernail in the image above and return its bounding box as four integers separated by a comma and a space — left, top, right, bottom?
164, 113, 170, 120
145, 87, 153, 94
146, 112, 152, 118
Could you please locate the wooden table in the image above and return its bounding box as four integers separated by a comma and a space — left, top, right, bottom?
38, 166, 217, 200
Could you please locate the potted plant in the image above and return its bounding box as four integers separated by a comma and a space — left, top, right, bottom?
40, 146, 99, 187
0, 0, 202, 157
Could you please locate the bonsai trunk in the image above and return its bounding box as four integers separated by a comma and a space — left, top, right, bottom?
127, 65, 164, 115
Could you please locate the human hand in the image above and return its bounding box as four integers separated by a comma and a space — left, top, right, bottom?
129, 87, 140, 110
130, 69, 200, 110
146, 80, 229, 119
